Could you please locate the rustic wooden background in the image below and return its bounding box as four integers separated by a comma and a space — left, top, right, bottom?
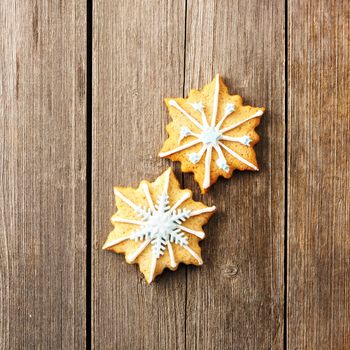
1, 0, 349, 349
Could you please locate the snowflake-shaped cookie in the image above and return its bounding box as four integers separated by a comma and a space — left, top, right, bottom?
159, 74, 265, 193
103, 168, 216, 283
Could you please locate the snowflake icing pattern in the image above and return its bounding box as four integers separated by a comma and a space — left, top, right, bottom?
103, 168, 216, 283
159, 74, 264, 192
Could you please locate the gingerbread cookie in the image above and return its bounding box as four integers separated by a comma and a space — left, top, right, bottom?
159, 74, 265, 193
103, 168, 216, 283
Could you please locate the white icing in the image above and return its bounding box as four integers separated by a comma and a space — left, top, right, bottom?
188, 144, 207, 164
161, 75, 263, 189
169, 99, 203, 130
216, 158, 229, 172
113, 188, 148, 216
190, 101, 204, 111
203, 145, 213, 189
188, 152, 201, 164
189, 101, 209, 127
178, 126, 191, 143
178, 127, 201, 144
159, 139, 201, 157
219, 141, 258, 170
112, 217, 143, 225
214, 144, 229, 173
105, 169, 211, 281
126, 239, 151, 263
225, 103, 236, 114
163, 168, 170, 192
211, 74, 220, 127
178, 225, 205, 239
149, 255, 157, 283
219, 110, 263, 134
167, 242, 176, 268
171, 192, 190, 210
142, 183, 155, 211
103, 236, 129, 249
201, 127, 221, 145
215, 103, 236, 129
190, 206, 216, 216
183, 245, 203, 265
221, 135, 252, 146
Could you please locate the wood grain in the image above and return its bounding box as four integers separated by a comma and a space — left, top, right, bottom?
92, 1, 187, 349
1, 0, 350, 348
0, 1, 86, 349
288, 0, 350, 349
183, 1, 285, 349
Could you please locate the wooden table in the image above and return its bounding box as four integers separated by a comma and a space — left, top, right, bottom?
1, 1, 349, 349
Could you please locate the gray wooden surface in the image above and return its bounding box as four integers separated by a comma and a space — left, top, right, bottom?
287, 0, 350, 348
0, 0, 86, 349
1, 0, 349, 349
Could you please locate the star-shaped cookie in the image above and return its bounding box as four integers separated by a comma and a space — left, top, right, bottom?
159, 74, 265, 193
103, 168, 216, 283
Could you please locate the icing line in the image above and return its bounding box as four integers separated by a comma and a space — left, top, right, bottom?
220, 135, 252, 146
112, 217, 143, 225
219, 141, 258, 170
169, 100, 203, 130
171, 192, 191, 211
142, 183, 155, 211
149, 255, 157, 282
178, 225, 205, 239
219, 110, 263, 133
189, 101, 209, 127
126, 239, 151, 262
215, 103, 236, 129
163, 168, 171, 194
102, 236, 129, 250
183, 245, 203, 265
159, 139, 201, 157
190, 206, 216, 216
203, 144, 213, 189
211, 74, 220, 127
213, 144, 229, 173
167, 242, 176, 268
114, 188, 146, 215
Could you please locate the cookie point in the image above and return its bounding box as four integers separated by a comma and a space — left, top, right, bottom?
257, 109, 264, 116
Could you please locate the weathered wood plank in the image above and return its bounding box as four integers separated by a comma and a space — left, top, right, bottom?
288, 0, 350, 348
184, 1, 285, 349
0, 1, 86, 349
92, 1, 187, 349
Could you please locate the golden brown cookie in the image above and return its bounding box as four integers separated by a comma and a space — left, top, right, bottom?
159, 74, 265, 193
103, 168, 216, 283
